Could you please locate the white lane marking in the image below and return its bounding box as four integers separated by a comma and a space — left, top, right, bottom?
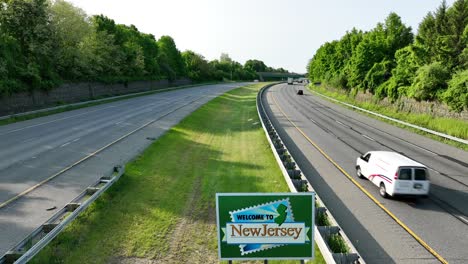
60, 142, 71, 148
59, 137, 80, 147
0, 105, 117, 136
335, 120, 347, 127
362, 134, 375, 141
313, 90, 468, 145
406, 142, 438, 155
22, 137, 37, 143
429, 168, 441, 174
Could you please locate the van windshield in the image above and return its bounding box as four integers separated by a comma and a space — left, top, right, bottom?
415, 169, 427, 181
398, 168, 412, 180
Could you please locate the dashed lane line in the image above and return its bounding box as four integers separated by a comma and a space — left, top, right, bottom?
269, 92, 448, 264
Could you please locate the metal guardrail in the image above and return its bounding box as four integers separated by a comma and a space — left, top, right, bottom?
0, 165, 125, 264
256, 83, 364, 264
311, 90, 468, 145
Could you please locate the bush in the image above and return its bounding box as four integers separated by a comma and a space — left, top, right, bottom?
328, 234, 349, 253
363, 60, 392, 94
443, 69, 468, 112
407, 62, 450, 101
327, 72, 349, 90
316, 211, 331, 226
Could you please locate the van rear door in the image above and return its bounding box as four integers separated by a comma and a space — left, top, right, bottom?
395, 167, 430, 195
395, 167, 412, 193
412, 168, 430, 195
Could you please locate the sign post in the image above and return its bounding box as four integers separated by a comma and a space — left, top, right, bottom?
216, 193, 315, 261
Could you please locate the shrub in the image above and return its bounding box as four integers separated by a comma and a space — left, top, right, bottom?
328, 234, 349, 253
364, 60, 392, 94
443, 69, 468, 112
407, 62, 450, 101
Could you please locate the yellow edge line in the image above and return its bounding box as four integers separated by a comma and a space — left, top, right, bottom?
270, 93, 448, 264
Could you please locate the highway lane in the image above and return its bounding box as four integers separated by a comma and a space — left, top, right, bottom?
0, 83, 247, 255
263, 83, 468, 263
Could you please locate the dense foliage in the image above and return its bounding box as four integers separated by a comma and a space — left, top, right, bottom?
308, 0, 468, 112
0, 0, 286, 95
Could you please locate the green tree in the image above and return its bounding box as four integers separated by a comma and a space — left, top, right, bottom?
348, 30, 386, 89
447, 0, 468, 65
0, 0, 58, 90
50, 0, 91, 80
244, 59, 267, 73
364, 60, 393, 95
383, 12, 413, 59
79, 28, 123, 79
407, 62, 450, 101
157, 35, 186, 79
0, 32, 22, 95
182, 50, 211, 81
443, 69, 468, 111
384, 46, 421, 100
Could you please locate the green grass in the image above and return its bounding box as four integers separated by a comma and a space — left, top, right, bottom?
0, 82, 220, 127
328, 234, 349, 254
316, 211, 331, 227
31, 83, 325, 264
309, 85, 468, 151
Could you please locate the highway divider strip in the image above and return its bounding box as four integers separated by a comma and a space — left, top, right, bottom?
256, 83, 364, 264
270, 86, 448, 264
0, 166, 125, 264
310, 89, 468, 145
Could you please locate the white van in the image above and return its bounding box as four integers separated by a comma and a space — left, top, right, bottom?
356, 151, 430, 198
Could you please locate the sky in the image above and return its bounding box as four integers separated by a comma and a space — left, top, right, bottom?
67, 0, 456, 73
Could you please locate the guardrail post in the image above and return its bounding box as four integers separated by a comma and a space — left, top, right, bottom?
86, 187, 100, 195
333, 253, 360, 264
3, 251, 22, 264
42, 223, 58, 233
66, 203, 81, 212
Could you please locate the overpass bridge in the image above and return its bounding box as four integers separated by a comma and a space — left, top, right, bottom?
257, 72, 305, 81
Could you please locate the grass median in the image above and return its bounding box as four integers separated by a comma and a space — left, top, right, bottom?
31, 83, 324, 264
308, 85, 468, 151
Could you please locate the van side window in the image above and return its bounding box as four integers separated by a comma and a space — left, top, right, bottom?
362, 153, 371, 162
398, 168, 412, 180
415, 169, 427, 180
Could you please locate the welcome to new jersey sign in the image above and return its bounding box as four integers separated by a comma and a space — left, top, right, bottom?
216, 193, 315, 260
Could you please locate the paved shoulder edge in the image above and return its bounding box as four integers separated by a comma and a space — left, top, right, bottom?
310, 89, 468, 145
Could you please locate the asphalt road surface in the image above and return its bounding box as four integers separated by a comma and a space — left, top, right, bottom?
0, 83, 246, 256
262, 83, 468, 264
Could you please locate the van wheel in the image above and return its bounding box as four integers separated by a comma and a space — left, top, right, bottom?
356, 166, 364, 179
379, 183, 388, 198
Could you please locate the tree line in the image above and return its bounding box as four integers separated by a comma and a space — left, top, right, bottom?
0, 0, 286, 96
307, 0, 468, 112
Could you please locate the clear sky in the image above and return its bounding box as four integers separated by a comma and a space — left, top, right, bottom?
68, 0, 455, 73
